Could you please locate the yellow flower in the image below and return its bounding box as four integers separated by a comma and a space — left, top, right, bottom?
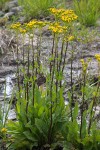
19, 27, 26, 34
49, 8, 65, 16
26, 20, 37, 29
95, 54, 100, 62
49, 8, 78, 23
68, 36, 74, 41
61, 13, 78, 23
48, 22, 67, 33
80, 59, 85, 64
36, 21, 47, 27
1, 128, 7, 133
11, 22, 21, 29
80, 59, 88, 72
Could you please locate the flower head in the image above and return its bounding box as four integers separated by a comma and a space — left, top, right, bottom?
19, 27, 26, 34
10, 22, 21, 30
48, 22, 67, 34
80, 59, 88, 72
1, 128, 7, 133
61, 10, 78, 23
26, 20, 37, 29
95, 54, 100, 62
68, 35, 74, 41
80, 59, 85, 65
49, 8, 65, 16
49, 8, 78, 23
36, 21, 47, 27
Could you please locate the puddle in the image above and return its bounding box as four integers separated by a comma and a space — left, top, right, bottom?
0, 73, 15, 97
0, 73, 16, 120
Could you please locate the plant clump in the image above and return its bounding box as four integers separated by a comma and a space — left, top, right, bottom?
0, 7, 100, 150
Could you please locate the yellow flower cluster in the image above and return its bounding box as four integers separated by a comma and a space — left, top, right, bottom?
49, 8, 65, 16
19, 27, 26, 34
95, 54, 100, 62
80, 59, 85, 64
1, 128, 7, 133
68, 35, 74, 41
11, 20, 48, 34
80, 59, 88, 72
61, 10, 78, 23
48, 22, 67, 33
35, 21, 48, 27
49, 8, 78, 23
26, 20, 37, 29
10, 22, 21, 29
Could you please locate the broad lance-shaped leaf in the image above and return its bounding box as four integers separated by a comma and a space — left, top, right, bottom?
35, 118, 48, 139
23, 130, 38, 142
81, 110, 87, 138
35, 86, 41, 103
38, 106, 44, 117
72, 102, 78, 120
67, 120, 79, 142
87, 100, 93, 114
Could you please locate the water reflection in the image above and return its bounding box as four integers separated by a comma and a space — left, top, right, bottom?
0, 74, 15, 96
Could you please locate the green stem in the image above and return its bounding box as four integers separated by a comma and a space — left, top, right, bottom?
60, 41, 68, 87
32, 35, 35, 106
50, 33, 55, 77
70, 50, 74, 122
16, 34, 20, 93
88, 83, 99, 134
80, 72, 86, 140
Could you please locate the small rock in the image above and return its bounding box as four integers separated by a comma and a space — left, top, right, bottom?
0, 67, 14, 76
10, 6, 22, 14
0, 78, 6, 84
8, 109, 16, 120
4, 12, 15, 19
0, 17, 8, 26
0, 11, 4, 17
9, 59, 18, 65
18, 16, 26, 23
0, 95, 10, 101
0, 96, 4, 101
3, 0, 18, 12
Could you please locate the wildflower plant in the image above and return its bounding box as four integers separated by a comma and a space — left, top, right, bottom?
5, 7, 100, 150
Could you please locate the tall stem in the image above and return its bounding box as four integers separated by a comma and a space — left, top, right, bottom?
48, 33, 57, 144
88, 83, 99, 134
58, 36, 65, 72
70, 50, 74, 122
22, 34, 25, 69
32, 35, 35, 106
50, 33, 55, 77
60, 41, 68, 87
26, 36, 30, 122
16, 34, 20, 93
80, 71, 86, 145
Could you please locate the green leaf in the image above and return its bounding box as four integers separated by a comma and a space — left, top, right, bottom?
38, 106, 44, 116
81, 110, 87, 138
73, 102, 78, 120
35, 118, 48, 139
87, 100, 93, 114
23, 131, 38, 142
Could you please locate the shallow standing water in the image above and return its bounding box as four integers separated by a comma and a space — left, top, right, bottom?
0, 73, 16, 120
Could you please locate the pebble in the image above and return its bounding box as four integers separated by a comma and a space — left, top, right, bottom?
4, 12, 15, 19
0, 78, 6, 84
1, 0, 23, 22
0, 11, 4, 17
